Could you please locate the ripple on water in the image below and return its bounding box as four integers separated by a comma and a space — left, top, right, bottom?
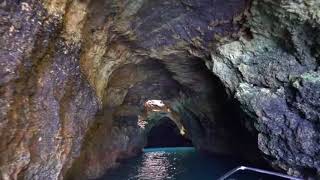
97, 147, 285, 180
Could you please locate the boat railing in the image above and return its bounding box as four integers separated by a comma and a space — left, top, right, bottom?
217, 166, 304, 180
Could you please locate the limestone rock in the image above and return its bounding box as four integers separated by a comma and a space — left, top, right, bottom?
0, 1, 99, 179
1, 0, 320, 179
211, 0, 320, 177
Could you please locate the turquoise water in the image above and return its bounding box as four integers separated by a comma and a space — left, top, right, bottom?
97, 147, 284, 180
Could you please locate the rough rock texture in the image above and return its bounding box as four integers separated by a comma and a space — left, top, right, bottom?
209, 0, 320, 177
0, 1, 99, 179
1, 0, 320, 179
63, 0, 255, 179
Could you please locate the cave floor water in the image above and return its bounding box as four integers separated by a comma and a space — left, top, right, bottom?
96, 147, 285, 180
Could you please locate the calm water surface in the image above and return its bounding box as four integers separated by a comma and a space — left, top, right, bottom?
97, 147, 284, 180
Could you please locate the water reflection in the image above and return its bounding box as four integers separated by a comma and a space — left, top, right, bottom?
136, 152, 171, 180
98, 147, 285, 180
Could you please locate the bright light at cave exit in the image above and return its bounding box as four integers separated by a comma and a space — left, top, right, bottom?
138, 100, 166, 129
138, 100, 186, 136
145, 100, 165, 110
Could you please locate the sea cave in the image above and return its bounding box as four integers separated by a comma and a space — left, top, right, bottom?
1, 0, 320, 180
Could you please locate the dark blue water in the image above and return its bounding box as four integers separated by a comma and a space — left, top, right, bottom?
97, 147, 285, 180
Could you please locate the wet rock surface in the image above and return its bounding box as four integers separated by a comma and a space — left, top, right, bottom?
0, 0, 319, 179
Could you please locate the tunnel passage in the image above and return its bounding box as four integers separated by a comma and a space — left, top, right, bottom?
64, 0, 261, 178
145, 117, 193, 148
3, 0, 311, 179
66, 55, 266, 179
65, 55, 266, 180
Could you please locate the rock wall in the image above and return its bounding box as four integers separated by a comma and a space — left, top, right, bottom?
0, 1, 99, 179
0, 0, 319, 179
210, 0, 320, 177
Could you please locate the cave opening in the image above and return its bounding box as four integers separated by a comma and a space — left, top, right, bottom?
3, 0, 319, 179
145, 117, 193, 148
63, 0, 271, 178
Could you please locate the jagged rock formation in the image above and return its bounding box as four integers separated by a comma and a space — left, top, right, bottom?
209, 0, 320, 177
0, 0, 319, 179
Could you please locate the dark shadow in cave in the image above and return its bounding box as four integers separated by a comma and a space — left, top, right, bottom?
145, 117, 193, 148
191, 57, 271, 167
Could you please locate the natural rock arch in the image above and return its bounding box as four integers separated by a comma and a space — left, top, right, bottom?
1, 0, 319, 179
145, 117, 193, 148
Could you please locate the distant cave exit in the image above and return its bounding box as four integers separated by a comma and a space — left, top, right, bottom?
145, 117, 193, 148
